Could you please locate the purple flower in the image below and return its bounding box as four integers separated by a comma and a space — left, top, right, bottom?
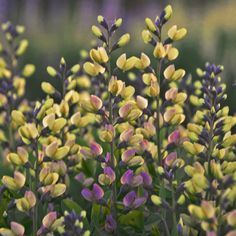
104, 167, 116, 182
168, 130, 181, 144
121, 170, 152, 187
123, 191, 147, 209
140, 172, 152, 186
75, 172, 94, 187
120, 170, 143, 187
81, 183, 104, 202
105, 214, 117, 233
164, 151, 177, 168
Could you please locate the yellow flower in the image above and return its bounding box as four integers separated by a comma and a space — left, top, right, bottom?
83, 62, 105, 76
7, 147, 28, 166
153, 42, 166, 58
19, 123, 39, 144
16, 191, 36, 212
164, 64, 185, 81
90, 47, 109, 64
116, 54, 138, 71
168, 25, 187, 41
2, 171, 25, 191
135, 53, 150, 70
108, 76, 124, 96
142, 30, 152, 44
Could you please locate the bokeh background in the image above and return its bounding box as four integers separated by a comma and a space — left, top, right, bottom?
0, 0, 236, 111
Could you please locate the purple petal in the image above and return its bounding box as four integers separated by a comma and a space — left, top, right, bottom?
133, 196, 147, 209
75, 173, 85, 183
164, 152, 177, 167
92, 183, 104, 200
90, 142, 102, 156
131, 175, 143, 187
168, 130, 180, 144
120, 170, 133, 185
140, 172, 152, 186
105, 214, 117, 233
81, 188, 93, 201
104, 167, 116, 182
123, 191, 136, 208
122, 149, 136, 162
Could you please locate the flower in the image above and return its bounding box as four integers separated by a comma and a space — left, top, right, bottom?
123, 191, 147, 209
81, 183, 104, 202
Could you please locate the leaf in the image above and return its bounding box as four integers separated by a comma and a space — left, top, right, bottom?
119, 210, 144, 232
91, 203, 107, 228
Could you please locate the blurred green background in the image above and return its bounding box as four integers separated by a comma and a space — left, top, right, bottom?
1, 0, 236, 111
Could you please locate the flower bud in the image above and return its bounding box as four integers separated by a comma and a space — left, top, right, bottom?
47, 66, 57, 77
71, 64, 80, 74
91, 25, 103, 38
22, 64, 35, 77
142, 30, 152, 44
117, 33, 130, 47
151, 195, 162, 206
163, 5, 173, 21
16, 39, 28, 56
145, 18, 156, 33
41, 82, 56, 95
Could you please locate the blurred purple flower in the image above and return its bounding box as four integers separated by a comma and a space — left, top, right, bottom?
123, 191, 147, 209
105, 214, 117, 233
121, 170, 152, 187
81, 183, 104, 202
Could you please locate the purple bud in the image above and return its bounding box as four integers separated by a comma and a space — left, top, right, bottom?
140, 172, 152, 186
105, 215, 117, 233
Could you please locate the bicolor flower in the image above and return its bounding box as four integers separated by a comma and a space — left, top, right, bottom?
1, 171, 25, 191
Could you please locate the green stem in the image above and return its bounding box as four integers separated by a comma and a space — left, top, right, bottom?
171, 181, 178, 235
156, 59, 163, 165
107, 33, 118, 233
33, 141, 39, 236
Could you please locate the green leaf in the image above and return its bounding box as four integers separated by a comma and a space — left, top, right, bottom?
119, 210, 144, 232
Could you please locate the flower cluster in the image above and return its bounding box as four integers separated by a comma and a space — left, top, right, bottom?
0, 5, 236, 236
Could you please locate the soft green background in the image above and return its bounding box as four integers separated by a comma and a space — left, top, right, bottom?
1, 0, 236, 111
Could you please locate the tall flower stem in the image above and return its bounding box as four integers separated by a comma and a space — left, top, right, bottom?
170, 181, 178, 235
156, 58, 163, 165
107, 33, 117, 231
32, 140, 39, 235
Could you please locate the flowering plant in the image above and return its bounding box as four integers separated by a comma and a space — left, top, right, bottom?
0, 5, 236, 236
